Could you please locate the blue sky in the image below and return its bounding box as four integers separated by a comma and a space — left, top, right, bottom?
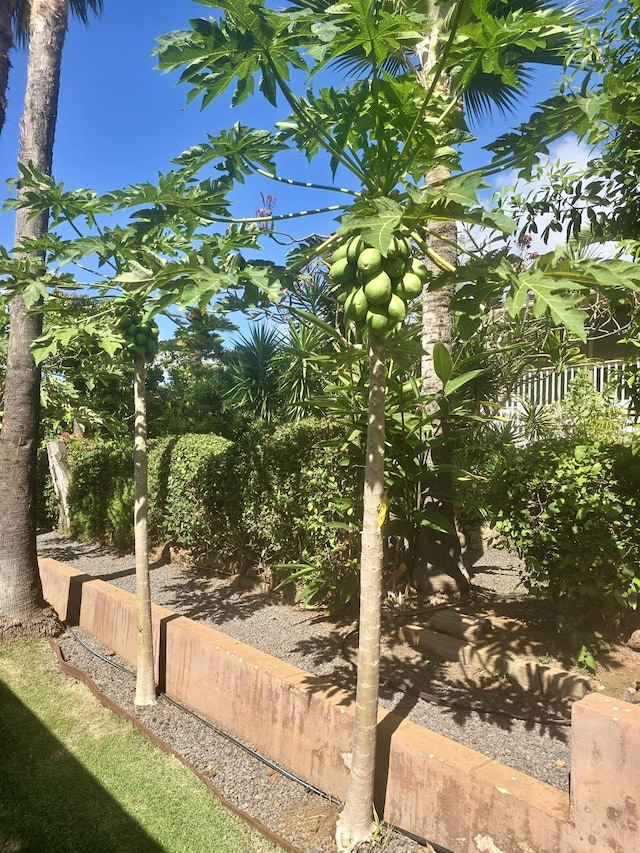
0, 0, 581, 339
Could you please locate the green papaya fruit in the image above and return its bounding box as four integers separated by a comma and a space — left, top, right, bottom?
396, 272, 423, 300
366, 307, 390, 334
357, 247, 383, 275
387, 292, 407, 324
332, 242, 348, 263
410, 257, 429, 283
397, 236, 411, 258
383, 256, 406, 278
345, 287, 368, 320
364, 271, 392, 306
330, 257, 357, 286
346, 235, 364, 263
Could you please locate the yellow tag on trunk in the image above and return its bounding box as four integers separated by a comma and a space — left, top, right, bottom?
377, 492, 389, 529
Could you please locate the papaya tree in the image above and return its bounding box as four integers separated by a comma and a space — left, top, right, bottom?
153, 1, 640, 849
1, 156, 292, 697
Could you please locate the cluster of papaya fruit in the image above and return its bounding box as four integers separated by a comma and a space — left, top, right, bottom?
115, 298, 160, 363
329, 234, 428, 334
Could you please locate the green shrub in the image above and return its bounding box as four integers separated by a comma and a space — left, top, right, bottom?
487, 440, 640, 635
148, 433, 236, 562
546, 371, 628, 444
66, 438, 133, 550
147, 435, 178, 543
37, 446, 58, 530
64, 420, 359, 611
241, 420, 360, 609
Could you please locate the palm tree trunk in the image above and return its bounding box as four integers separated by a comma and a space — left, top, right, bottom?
0, 0, 68, 641
412, 11, 470, 597
133, 352, 156, 706
336, 334, 385, 852
0, 0, 19, 138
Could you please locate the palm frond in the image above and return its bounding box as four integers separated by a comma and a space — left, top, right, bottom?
462, 67, 533, 121
14, 0, 104, 46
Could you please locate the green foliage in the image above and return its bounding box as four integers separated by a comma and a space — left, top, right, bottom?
37, 447, 58, 531
487, 440, 640, 638
146, 361, 242, 439
148, 433, 236, 559
547, 371, 628, 444
66, 421, 359, 611
66, 438, 133, 551
242, 419, 360, 610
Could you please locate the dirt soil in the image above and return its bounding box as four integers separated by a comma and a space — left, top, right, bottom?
39, 534, 640, 853
379, 587, 640, 704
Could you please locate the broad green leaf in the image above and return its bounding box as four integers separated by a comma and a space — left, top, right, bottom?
31, 334, 58, 365
339, 197, 404, 255
114, 261, 154, 284
443, 369, 485, 396
433, 342, 453, 384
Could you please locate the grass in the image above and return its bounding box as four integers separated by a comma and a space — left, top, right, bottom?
0, 639, 280, 853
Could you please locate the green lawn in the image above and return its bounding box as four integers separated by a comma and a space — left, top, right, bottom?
0, 638, 280, 853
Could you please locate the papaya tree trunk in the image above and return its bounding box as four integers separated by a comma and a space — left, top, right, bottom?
0, 0, 68, 641
133, 352, 156, 706
336, 334, 386, 852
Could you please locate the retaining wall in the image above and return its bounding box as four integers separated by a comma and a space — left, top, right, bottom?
39, 556, 640, 853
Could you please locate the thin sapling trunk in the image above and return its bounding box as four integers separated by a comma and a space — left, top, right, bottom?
336, 334, 386, 852
133, 352, 156, 706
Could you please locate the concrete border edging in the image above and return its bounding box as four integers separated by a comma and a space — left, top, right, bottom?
39, 556, 640, 853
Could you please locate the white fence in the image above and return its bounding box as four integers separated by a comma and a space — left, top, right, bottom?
499, 360, 639, 423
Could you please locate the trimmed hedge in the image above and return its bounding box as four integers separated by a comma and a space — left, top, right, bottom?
148, 433, 237, 562
63, 420, 358, 598
67, 438, 133, 551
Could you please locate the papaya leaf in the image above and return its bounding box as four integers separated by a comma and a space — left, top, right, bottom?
31, 334, 58, 365
22, 280, 49, 308
338, 197, 404, 255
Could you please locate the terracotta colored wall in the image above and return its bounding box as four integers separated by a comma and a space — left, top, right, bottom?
39, 557, 639, 853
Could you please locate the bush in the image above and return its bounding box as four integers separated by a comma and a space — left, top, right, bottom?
148, 433, 237, 563
65, 420, 359, 610
66, 438, 133, 551
487, 440, 640, 635
37, 446, 58, 530
241, 420, 360, 609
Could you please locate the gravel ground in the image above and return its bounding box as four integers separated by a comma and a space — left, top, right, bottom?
40, 533, 573, 853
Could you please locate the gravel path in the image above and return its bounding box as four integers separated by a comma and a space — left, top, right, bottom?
41, 533, 572, 853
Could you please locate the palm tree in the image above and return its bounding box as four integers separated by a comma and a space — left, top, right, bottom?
414, 0, 572, 595
0, 0, 103, 640
0, 0, 102, 139
226, 324, 285, 422
0, 0, 20, 137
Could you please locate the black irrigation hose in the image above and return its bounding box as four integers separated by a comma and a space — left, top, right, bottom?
64, 625, 455, 851
342, 597, 572, 728
65, 626, 340, 805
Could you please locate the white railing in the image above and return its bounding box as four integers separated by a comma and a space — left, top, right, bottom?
499, 360, 640, 423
